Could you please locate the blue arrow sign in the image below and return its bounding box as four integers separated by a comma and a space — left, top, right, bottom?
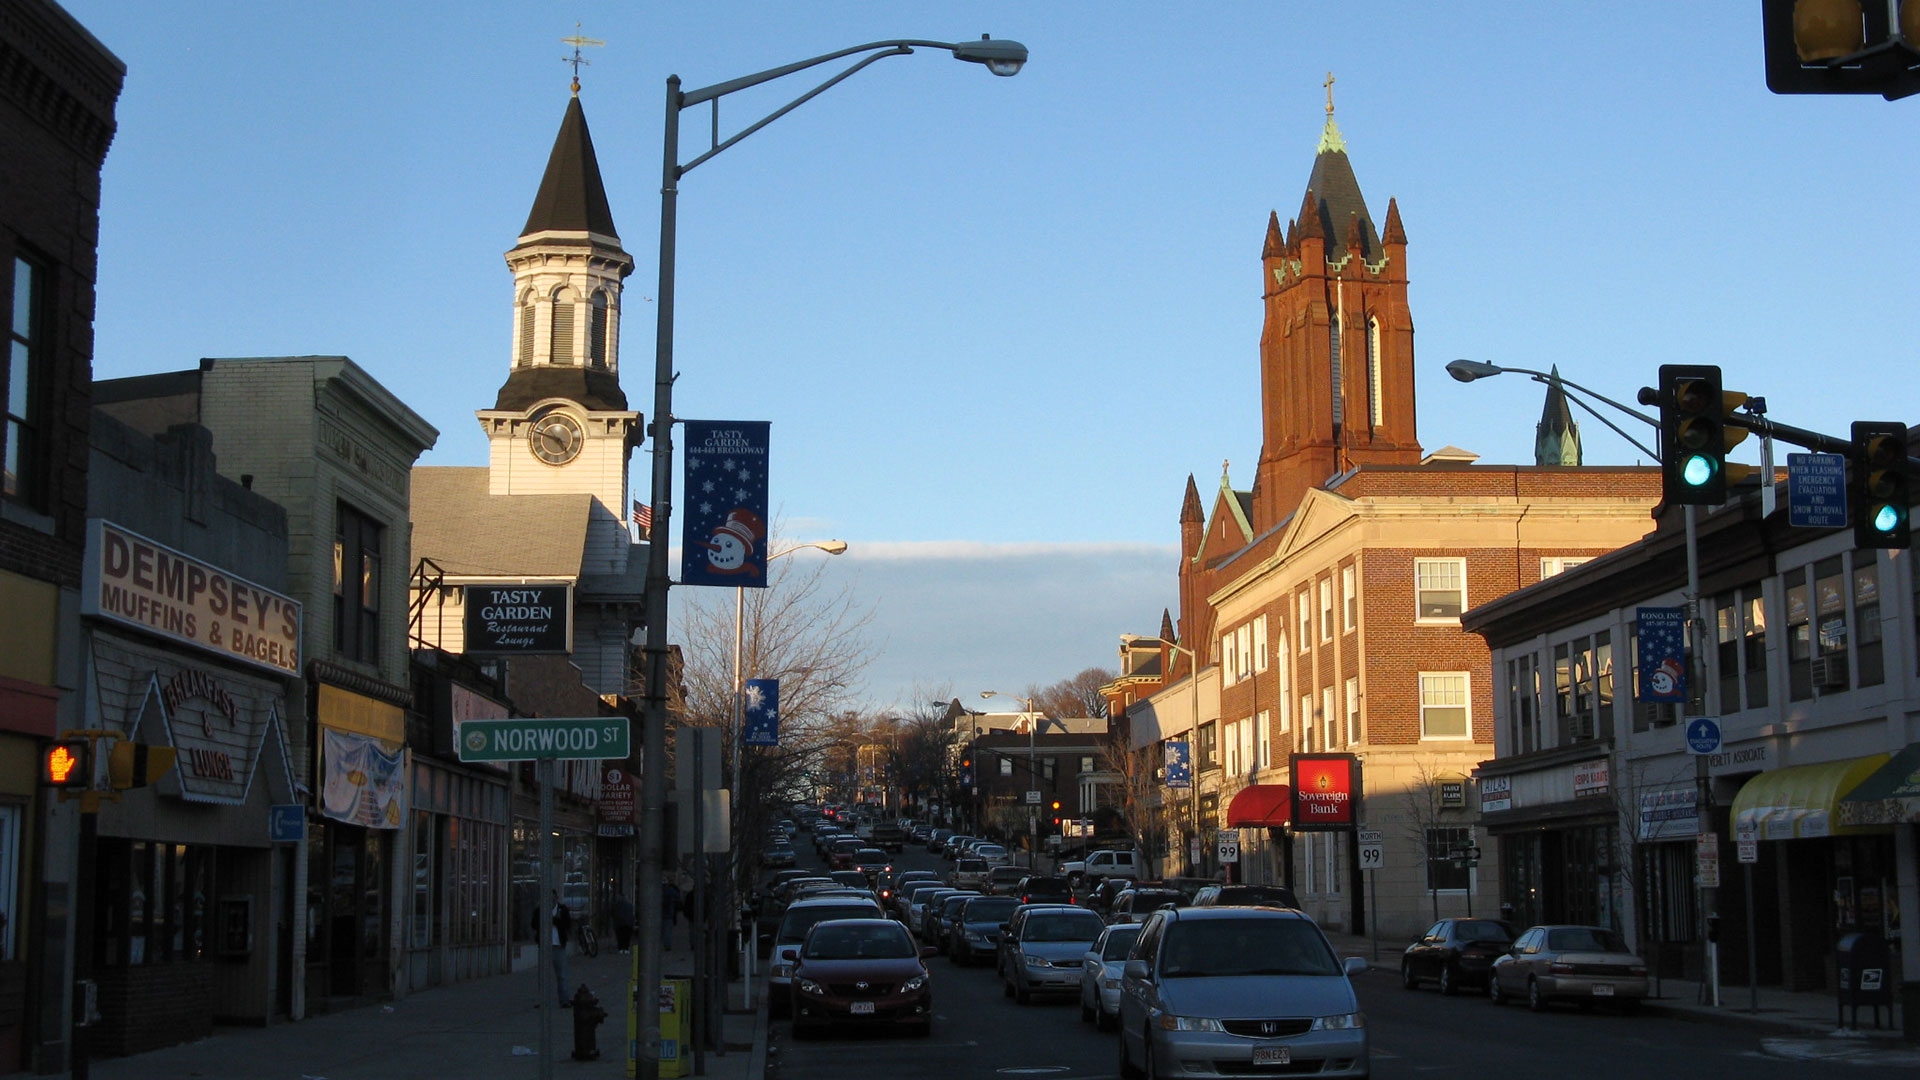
1685, 716, 1722, 756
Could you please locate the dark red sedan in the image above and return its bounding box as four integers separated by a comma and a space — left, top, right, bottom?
789, 918, 935, 1038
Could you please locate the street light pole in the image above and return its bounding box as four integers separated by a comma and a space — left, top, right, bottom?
634, 40, 1025, 1079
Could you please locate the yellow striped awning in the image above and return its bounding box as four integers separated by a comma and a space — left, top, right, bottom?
1730, 753, 1890, 839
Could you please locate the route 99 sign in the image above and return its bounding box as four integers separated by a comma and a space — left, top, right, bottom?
1358, 828, 1384, 872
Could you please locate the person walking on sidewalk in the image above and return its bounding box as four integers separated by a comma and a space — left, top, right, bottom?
660, 876, 681, 950
613, 892, 636, 953
551, 891, 574, 1007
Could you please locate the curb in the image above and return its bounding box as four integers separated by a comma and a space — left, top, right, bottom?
747, 979, 770, 1080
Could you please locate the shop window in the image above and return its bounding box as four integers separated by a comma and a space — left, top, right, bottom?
0, 804, 18, 961
1425, 826, 1472, 892
1415, 558, 1465, 621
412, 817, 435, 949
1420, 672, 1470, 740
4, 255, 47, 507
333, 502, 385, 663
94, 839, 212, 967
1786, 575, 1812, 700
1854, 559, 1883, 688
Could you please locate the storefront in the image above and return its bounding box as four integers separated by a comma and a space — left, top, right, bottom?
1481, 756, 1622, 935
404, 677, 510, 991
308, 679, 408, 1007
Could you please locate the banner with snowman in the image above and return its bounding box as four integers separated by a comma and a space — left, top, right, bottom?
1635, 606, 1687, 703
681, 420, 771, 588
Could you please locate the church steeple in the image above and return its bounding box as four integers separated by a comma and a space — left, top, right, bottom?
1534, 366, 1583, 466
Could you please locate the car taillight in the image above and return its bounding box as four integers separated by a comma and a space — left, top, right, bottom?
1549, 962, 1575, 975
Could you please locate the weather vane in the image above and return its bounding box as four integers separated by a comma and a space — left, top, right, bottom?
562, 23, 605, 95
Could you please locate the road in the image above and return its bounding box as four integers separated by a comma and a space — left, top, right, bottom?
763, 832, 1914, 1080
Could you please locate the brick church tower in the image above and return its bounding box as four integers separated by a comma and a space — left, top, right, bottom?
1252, 90, 1420, 531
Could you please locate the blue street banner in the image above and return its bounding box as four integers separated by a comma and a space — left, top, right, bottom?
743, 678, 780, 746
1164, 740, 1192, 789
1636, 606, 1687, 703
681, 420, 771, 588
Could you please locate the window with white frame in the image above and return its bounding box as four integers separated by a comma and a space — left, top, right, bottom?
1300, 693, 1314, 752
1322, 686, 1337, 749
1220, 636, 1232, 684
1303, 833, 1317, 893
1318, 578, 1334, 642
1541, 556, 1590, 578
1224, 718, 1242, 776
1415, 558, 1466, 621
1345, 676, 1360, 744
1325, 830, 1342, 894
1297, 591, 1311, 650
1256, 709, 1271, 768
1342, 564, 1357, 632
1419, 672, 1471, 739
1238, 719, 1254, 777
1254, 616, 1269, 672
1237, 624, 1253, 682
1000, 757, 1013, 776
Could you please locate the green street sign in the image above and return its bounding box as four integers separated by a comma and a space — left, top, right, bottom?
457, 717, 630, 762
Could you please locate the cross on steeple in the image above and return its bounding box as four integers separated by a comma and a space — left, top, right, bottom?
1324, 71, 1336, 118
562, 24, 604, 95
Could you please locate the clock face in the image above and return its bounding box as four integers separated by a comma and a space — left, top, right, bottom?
530, 413, 584, 465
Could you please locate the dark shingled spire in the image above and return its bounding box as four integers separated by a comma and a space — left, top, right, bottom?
1382, 197, 1406, 245
1535, 365, 1582, 467
1344, 213, 1364, 251
1180, 474, 1204, 523
1304, 142, 1379, 258
1160, 608, 1176, 644
1262, 211, 1283, 258
522, 96, 619, 238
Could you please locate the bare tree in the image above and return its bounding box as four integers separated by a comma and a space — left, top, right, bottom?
1094, 716, 1161, 874
1400, 759, 1457, 923
1029, 667, 1116, 720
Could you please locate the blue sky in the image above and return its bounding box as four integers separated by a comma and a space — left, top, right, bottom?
62, 2, 1919, 709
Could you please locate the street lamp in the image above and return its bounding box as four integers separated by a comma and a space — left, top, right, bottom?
1444, 358, 1663, 462
634, 39, 1025, 1077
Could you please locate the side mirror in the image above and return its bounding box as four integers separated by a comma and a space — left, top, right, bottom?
1123, 959, 1150, 981
1343, 956, 1368, 976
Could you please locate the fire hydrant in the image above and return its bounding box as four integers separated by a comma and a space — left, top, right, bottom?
570, 983, 607, 1060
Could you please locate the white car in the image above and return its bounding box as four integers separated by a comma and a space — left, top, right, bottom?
974, 844, 1012, 869
1079, 922, 1142, 1031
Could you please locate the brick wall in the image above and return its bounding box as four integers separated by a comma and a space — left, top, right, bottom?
93, 963, 214, 1058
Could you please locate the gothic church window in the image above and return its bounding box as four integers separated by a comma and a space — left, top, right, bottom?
1367, 318, 1383, 428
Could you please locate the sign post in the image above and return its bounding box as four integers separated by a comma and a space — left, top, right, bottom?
1738, 819, 1760, 1014
1358, 828, 1384, 961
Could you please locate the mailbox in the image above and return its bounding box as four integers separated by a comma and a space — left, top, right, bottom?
1835, 931, 1892, 1030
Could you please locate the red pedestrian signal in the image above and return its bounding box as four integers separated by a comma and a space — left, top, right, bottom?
43, 741, 89, 789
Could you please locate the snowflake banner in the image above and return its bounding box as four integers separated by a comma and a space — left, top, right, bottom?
743, 678, 779, 746
1635, 606, 1687, 703
680, 420, 771, 589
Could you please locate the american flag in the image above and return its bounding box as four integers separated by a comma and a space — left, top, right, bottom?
631, 500, 652, 536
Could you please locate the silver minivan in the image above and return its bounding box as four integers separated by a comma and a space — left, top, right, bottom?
1118, 907, 1368, 1079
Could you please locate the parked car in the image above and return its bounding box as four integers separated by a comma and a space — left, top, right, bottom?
788, 918, 935, 1039
1083, 877, 1138, 918
1401, 917, 1513, 995
1078, 923, 1141, 1031
1108, 885, 1185, 924
926, 828, 953, 852
768, 895, 885, 1016
985, 866, 1028, 895
974, 843, 1013, 869
998, 904, 1107, 1004
896, 882, 948, 923
948, 895, 1021, 966
762, 843, 797, 869
926, 891, 981, 951
942, 836, 977, 861
1488, 924, 1648, 1012
880, 870, 939, 908
911, 888, 967, 938
950, 858, 991, 891
1075, 848, 1142, 883
852, 848, 893, 880
1118, 907, 1368, 1079
909, 825, 932, 843
1190, 883, 1300, 910
829, 837, 862, 869
1014, 875, 1076, 906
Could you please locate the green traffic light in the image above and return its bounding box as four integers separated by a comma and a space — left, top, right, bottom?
1681, 453, 1718, 488
1874, 504, 1905, 534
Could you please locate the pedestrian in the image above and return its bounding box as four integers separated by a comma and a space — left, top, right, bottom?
660, 876, 682, 950
613, 892, 636, 953
550, 890, 573, 1007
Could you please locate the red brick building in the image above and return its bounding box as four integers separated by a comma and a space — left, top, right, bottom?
1106, 101, 1662, 940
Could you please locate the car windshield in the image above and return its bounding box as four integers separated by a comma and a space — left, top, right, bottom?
977, 845, 1007, 857
1101, 927, 1142, 960
964, 898, 1020, 923
1456, 921, 1513, 944
803, 923, 914, 960
957, 859, 987, 872
1025, 914, 1105, 942
777, 904, 878, 943
1160, 919, 1339, 977
830, 872, 867, 887
1217, 886, 1296, 907
1546, 927, 1627, 953
939, 895, 974, 917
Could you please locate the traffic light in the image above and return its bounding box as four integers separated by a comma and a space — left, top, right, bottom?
1051, 800, 1062, 827
42, 740, 89, 789
1655, 364, 1750, 506
1760, 0, 1920, 100
109, 740, 178, 789
1850, 421, 1911, 549
959, 758, 972, 786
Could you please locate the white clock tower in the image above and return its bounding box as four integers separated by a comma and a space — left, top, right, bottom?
476, 89, 641, 577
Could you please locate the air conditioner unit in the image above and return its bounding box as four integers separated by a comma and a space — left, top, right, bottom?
1811, 655, 1848, 689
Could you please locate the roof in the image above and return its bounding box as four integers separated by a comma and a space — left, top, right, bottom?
521, 96, 619, 238
492, 366, 630, 413
410, 467, 591, 578
1304, 144, 1380, 260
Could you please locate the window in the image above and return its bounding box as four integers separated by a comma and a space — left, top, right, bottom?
1224, 719, 1241, 776
1552, 631, 1611, 743
333, 502, 385, 663
549, 286, 576, 363
1815, 558, 1847, 684
1324, 829, 1341, 894
0, 805, 18, 961
1079, 755, 1094, 774
1256, 710, 1271, 769
1425, 826, 1472, 892
93, 840, 213, 967
516, 289, 535, 365
1345, 677, 1360, 744
1297, 591, 1311, 650
999, 757, 1013, 777
1415, 558, 1465, 621
1318, 578, 1333, 642
589, 289, 609, 367
1342, 564, 1357, 632
1253, 616, 1269, 673
1786, 576, 1811, 701
1299, 694, 1314, 752
1322, 686, 1336, 749
5, 255, 46, 505
1237, 624, 1253, 683
1716, 594, 1742, 713
1540, 556, 1590, 578
1221, 635, 1236, 686
1508, 655, 1540, 754
1855, 559, 1883, 688
1330, 313, 1343, 429
1419, 672, 1470, 739
1744, 592, 1769, 709
1197, 722, 1218, 772
1367, 317, 1383, 428
1043, 757, 1056, 781
1238, 719, 1254, 778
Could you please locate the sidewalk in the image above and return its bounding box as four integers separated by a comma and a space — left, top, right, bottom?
86, 940, 768, 1080
1323, 928, 1920, 1068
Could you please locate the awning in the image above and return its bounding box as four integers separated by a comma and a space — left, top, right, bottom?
1730, 753, 1890, 840
1226, 784, 1292, 828
1839, 742, 1920, 827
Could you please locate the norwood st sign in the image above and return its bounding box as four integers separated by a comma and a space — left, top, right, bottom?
457, 717, 630, 762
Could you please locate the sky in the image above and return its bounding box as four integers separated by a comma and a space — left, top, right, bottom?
61, 2, 1919, 712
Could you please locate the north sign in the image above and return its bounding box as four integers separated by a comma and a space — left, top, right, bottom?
457, 717, 630, 762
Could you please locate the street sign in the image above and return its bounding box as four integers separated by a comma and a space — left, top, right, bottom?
1216, 830, 1239, 864
1025, 789, 1041, 805
457, 717, 631, 762
1787, 452, 1848, 528
1685, 716, 1722, 756
269, 803, 304, 844
1736, 820, 1759, 864
1357, 828, 1384, 871
1696, 832, 1721, 887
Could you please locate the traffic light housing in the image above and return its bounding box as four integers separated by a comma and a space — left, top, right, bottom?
42, 740, 89, 789
1850, 421, 1911, 549
1761, 0, 1920, 100
109, 740, 178, 789
1051, 800, 1062, 827
1655, 364, 1750, 506
959, 758, 972, 786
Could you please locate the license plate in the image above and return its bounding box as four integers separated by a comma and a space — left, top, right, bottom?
850, 1001, 875, 1015
1252, 1046, 1291, 1065
1591, 983, 1614, 996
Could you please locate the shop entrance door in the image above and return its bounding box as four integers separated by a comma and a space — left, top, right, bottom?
309, 823, 389, 1000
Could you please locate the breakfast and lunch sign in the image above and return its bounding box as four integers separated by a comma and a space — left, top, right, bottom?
1291, 753, 1360, 831
82, 519, 302, 677
462, 583, 571, 654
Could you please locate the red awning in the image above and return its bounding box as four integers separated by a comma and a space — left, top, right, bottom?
1226, 784, 1292, 827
